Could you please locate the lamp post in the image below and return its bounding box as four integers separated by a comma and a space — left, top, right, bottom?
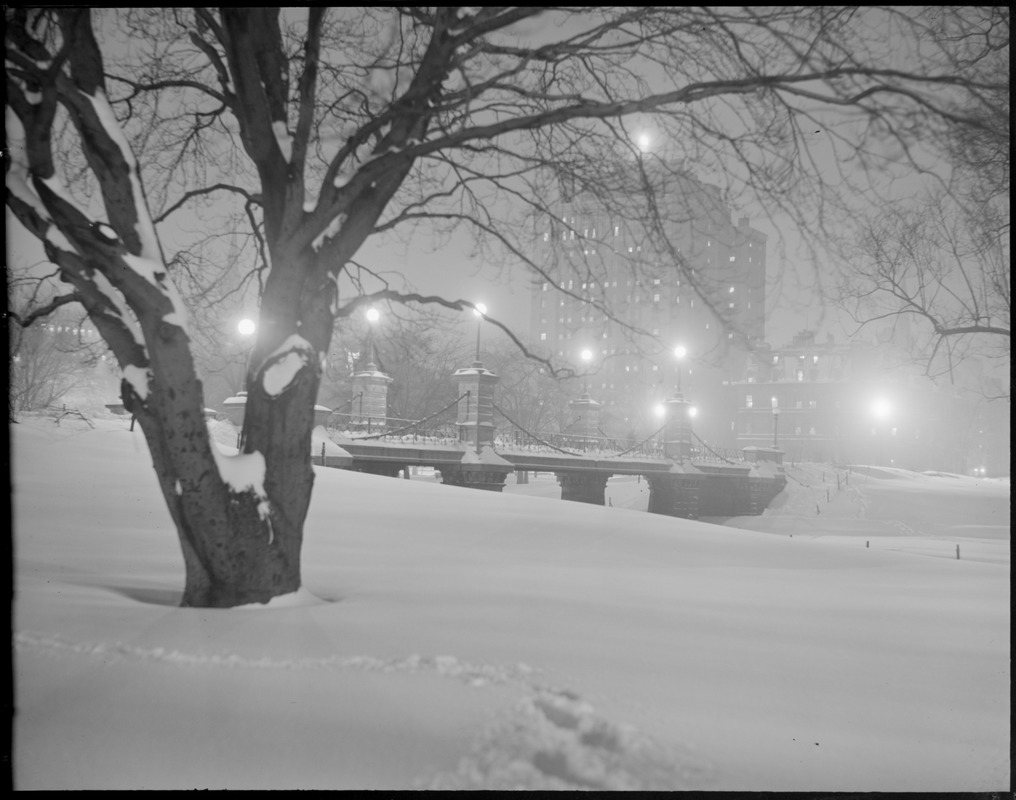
364, 306, 380, 365
238, 318, 256, 392
771, 397, 781, 448
673, 344, 687, 396
871, 397, 892, 466
473, 302, 487, 364
580, 348, 593, 396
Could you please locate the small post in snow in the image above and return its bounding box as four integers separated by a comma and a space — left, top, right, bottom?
956, 544, 960, 560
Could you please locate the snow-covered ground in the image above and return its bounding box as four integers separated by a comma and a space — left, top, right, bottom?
11, 415, 1010, 791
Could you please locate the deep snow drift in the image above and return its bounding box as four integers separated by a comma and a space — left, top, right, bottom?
11, 415, 1010, 790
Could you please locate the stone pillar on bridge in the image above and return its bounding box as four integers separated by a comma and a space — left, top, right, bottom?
350, 362, 392, 427
557, 471, 610, 505
647, 463, 703, 519
662, 393, 695, 463
453, 361, 498, 452
567, 394, 602, 443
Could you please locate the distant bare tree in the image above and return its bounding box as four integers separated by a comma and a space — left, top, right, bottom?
482, 341, 575, 436
6, 7, 1005, 606
8, 295, 110, 414
840, 193, 1009, 391
835, 7, 1009, 393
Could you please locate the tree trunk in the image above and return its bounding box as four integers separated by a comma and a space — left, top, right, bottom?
120, 250, 331, 608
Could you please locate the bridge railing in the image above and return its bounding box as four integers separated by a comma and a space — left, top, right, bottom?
491, 404, 669, 460
326, 396, 465, 446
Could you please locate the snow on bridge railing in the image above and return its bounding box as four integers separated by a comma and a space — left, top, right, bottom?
492, 403, 668, 460
326, 394, 466, 446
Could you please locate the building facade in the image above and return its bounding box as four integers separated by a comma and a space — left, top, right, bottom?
731, 330, 973, 472
529, 164, 767, 447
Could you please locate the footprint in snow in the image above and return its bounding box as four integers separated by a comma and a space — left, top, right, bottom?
422, 686, 715, 790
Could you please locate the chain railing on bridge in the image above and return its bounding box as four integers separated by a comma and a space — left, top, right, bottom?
690, 431, 745, 464
492, 403, 667, 460
326, 392, 468, 446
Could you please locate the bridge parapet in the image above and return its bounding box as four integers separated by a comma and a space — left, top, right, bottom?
439, 445, 513, 492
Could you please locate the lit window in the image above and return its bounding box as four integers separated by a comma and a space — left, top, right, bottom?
542, 282, 548, 291
543, 232, 549, 241
653, 293, 661, 302
729, 286, 735, 293
728, 302, 735, 308
729, 256, 736, 262
540, 332, 547, 341
614, 226, 619, 236
796, 370, 804, 382
746, 394, 753, 408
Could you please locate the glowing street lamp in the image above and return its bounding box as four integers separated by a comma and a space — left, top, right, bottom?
473, 302, 487, 363
871, 397, 892, 422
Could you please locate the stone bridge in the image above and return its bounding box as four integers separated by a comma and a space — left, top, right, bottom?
222, 358, 786, 521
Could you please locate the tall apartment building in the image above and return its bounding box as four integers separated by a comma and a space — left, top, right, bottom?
529, 163, 767, 446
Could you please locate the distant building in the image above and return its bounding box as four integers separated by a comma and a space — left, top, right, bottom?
529, 162, 766, 445
731, 330, 973, 471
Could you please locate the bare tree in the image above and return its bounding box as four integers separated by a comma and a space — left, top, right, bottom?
834, 7, 1009, 392
482, 341, 575, 436
840, 192, 1009, 390
5, 7, 1005, 606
